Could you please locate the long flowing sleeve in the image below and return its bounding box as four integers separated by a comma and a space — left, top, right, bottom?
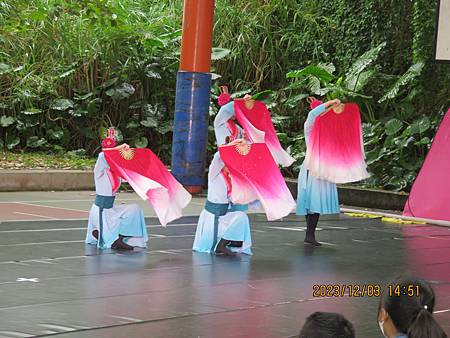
304, 103, 326, 144
214, 101, 235, 145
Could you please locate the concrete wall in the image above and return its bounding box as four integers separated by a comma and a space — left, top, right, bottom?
0, 171, 408, 211
0, 170, 94, 192
285, 179, 408, 211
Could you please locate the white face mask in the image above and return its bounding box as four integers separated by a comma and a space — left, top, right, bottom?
378, 320, 387, 338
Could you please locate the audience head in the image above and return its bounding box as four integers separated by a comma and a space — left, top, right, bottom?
378, 276, 447, 338
299, 312, 355, 338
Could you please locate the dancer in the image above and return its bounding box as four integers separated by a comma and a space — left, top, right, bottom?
86, 132, 148, 250
86, 128, 191, 250
193, 147, 252, 256
297, 97, 369, 246
214, 86, 295, 221
296, 98, 342, 246
214, 86, 294, 167
214, 86, 246, 146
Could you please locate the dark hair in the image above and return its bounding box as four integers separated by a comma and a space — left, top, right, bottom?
380, 277, 447, 338
299, 312, 355, 338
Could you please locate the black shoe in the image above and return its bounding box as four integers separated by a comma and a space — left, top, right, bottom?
111, 236, 134, 250
227, 241, 243, 248
92, 230, 99, 240
304, 239, 322, 247
215, 239, 236, 256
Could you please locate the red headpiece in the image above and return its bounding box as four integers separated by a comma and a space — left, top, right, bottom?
218, 85, 232, 106
310, 98, 323, 109
102, 127, 116, 149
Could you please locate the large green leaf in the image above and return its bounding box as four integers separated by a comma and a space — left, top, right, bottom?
393, 136, 415, 148
87, 99, 100, 114
145, 63, 162, 79
286, 65, 334, 83
379, 62, 425, 103
156, 121, 173, 134
106, 83, 135, 100
143, 104, 161, 117
47, 128, 64, 140
134, 137, 148, 148
21, 108, 43, 115
230, 89, 251, 99
6, 135, 20, 149
74, 92, 95, 101
26, 136, 47, 148
414, 137, 430, 146
50, 99, 74, 111
126, 121, 140, 129
99, 77, 119, 89
140, 117, 158, 128
346, 69, 376, 92
385, 118, 403, 136
406, 116, 430, 135
211, 47, 231, 61
307, 76, 321, 95
317, 62, 336, 75
252, 90, 275, 101
0, 116, 15, 127
345, 42, 385, 80
69, 108, 88, 117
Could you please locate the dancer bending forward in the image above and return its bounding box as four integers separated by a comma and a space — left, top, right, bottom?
193, 148, 252, 256
85, 138, 148, 250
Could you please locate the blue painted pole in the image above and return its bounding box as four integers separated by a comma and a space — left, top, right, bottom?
171, 72, 212, 191
171, 0, 215, 194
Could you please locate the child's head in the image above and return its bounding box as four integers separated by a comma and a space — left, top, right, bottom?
378, 276, 446, 338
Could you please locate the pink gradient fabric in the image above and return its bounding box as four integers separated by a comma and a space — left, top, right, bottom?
234, 100, 295, 167
403, 109, 450, 221
226, 119, 239, 142
103, 148, 191, 226
304, 103, 369, 183
219, 143, 296, 221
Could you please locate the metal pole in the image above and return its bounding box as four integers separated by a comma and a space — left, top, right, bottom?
171, 0, 215, 194
341, 207, 450, 228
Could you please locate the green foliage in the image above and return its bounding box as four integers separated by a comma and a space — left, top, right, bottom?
1, 0, 449, 192
0, 0, 184, 162
361, 112, 441, 191
378, 62, 424, 103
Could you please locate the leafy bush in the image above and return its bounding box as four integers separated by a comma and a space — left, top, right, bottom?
0, 0, 183, 163
1, 0, 449, 193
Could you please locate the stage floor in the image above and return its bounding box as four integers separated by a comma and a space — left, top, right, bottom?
0, 192, 449, 337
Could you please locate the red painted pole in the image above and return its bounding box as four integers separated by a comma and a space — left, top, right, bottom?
179, 0, 215, 73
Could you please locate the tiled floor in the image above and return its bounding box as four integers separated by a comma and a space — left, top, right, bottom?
0, 192, 449, 337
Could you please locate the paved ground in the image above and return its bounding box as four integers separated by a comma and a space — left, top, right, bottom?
0, 192, 449, 337
0, 191, 206, 221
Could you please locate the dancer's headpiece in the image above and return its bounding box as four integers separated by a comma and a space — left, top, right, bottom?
102, 127, 116, 149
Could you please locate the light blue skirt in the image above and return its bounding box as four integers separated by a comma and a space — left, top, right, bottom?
193, 209, 252, 255
296, 164, 340, 215
86, 203, 148, 248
